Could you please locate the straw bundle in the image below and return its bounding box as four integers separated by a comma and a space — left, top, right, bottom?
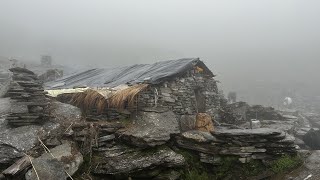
70, 89, 107, 113
69, 84, 148, 113
108, 84, 149, 109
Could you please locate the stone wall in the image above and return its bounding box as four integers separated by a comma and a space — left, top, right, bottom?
138, 72, 221, 118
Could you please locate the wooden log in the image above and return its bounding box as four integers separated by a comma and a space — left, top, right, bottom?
1, 156, 31, 178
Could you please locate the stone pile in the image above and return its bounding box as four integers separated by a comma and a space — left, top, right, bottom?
72, 121, 124, 153
71, 110, 185, 179
85, 109, 130, 121
0, 71, 10, 97
176, 128, 297, 164
5, 67, 49, 126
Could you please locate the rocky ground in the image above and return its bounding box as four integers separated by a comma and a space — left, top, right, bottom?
1, 66, 320, 180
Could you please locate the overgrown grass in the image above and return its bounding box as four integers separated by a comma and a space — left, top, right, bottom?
271, 154, 302, 173
214, 156, 238, 179
242, 160, 266, 177
184, 169, 211, 180
178, 149, 213, 180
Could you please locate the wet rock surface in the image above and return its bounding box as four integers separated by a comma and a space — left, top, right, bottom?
5, 67, 50, 126
0, 125, 41, 170
25, 142, 83, 180
176, 128, 297, 164
50, 101, 82, 123
93, 145, 185, 177
303, 129, 320, 150
119, 110, 180, 147
1, 67, 314, 179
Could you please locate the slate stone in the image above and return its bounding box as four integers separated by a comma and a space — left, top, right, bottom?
119, 110, 180, 147
25, 142, 83, 180
93, 146, 185, 176
179, 115, 196, 132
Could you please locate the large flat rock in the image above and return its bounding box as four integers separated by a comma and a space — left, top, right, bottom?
0, 125, 41, 170
50, 101, 82, 123
214, 128, 282, 137
93, 145, 185, 176
119, 110, 180, 147
26, 142, 83, 180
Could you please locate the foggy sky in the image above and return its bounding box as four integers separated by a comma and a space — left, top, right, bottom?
1, 0, 320, 105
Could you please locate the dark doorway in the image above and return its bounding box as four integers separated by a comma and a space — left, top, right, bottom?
195, 88, 206, 113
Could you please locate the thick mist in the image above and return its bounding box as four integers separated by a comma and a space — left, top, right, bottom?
1, 0, 320, 106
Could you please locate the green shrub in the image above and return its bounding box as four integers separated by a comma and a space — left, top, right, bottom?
242, 160, 265, 176
271, 154, 302, 173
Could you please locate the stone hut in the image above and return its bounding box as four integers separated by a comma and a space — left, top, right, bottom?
45, 58, 221, 123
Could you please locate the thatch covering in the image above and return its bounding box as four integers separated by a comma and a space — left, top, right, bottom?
69, 84, 149, 113
70, 89, 107, 113
108, 84, 149, 109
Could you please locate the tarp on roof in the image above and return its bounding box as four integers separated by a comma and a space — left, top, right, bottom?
45, 58, 214, 89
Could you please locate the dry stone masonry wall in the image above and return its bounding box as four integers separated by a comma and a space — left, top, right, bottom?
5, 67, 49, 126
138, 72, 221, 118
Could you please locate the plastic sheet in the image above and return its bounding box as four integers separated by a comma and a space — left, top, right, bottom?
45, 58, 213, 89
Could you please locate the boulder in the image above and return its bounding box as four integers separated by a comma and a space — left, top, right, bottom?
119, 110, 180, 147
176, 128, 296, 162
179, 115, 196, 132
0, 144, 23, 169
0, 125, 40, 170
25, 158, 68, 180
93, 145, 185, 177
26, 142, 83, 180
303, 129, 320, 150
305, 150, 320, 170
50, 101, 82, 124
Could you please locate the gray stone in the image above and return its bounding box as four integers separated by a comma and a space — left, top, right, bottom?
29, 106, 44, 113
0, 144, 23, 168
26, 142, 83, 180
9, 101, 29, 114
50, 101, 82, 124
0, 125, 40, 152
181, 130, 217, 143
179, 115, 196, 132
162, 96, 175, 103
119, 110, 180, 147
99, 134, 116, 142
25, 158, 68, 180
305, 150, 320, 170
94, 146, 185, 176
160, 87, 172, 94
214, 128, 282, 137
161, 92, 171, 97
176, 127, 296, 160
303, 129, 320, 150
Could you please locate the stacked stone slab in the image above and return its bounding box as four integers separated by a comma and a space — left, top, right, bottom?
176, 128, 297, 164
0, 70, 11, 97
5, 67, 49, 126
72, 122, 123, 153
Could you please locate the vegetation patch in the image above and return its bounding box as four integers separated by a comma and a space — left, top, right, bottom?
271, 154, 303, 173
177, 149, 213, 180
214, 156, 238, 179
242, 159, 266, 177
